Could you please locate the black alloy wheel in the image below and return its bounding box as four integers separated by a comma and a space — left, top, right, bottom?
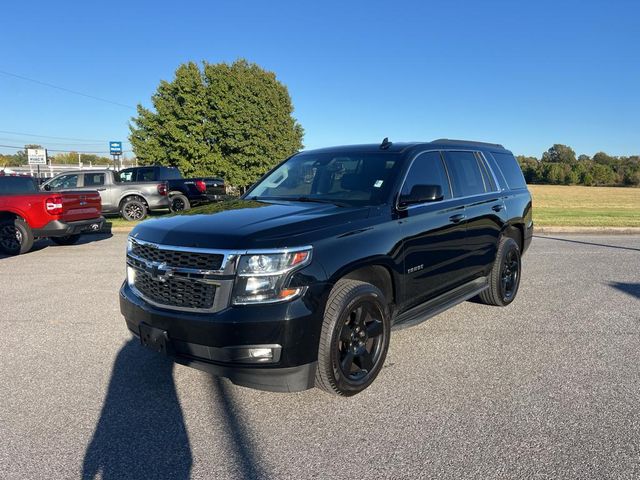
121, 198, 148, 221
0, 223, 21, 252
0, 218, 34, 255
337, 301, 385, 382
478, 236, 521, 306
316, 279, 391, 396
500, 248, 520, 302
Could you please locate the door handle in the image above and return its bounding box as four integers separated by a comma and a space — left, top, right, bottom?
449, 214, 466, 223
492, 204, 504, 212
97, 188, 107, 191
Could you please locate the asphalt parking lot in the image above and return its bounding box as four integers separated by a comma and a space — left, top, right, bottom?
1, 234, 639, 479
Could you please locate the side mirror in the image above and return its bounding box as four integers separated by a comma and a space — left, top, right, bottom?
398, 184, 444, 207
43, 184, 51, 191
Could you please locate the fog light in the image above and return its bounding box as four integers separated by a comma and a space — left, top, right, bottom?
248, 348, 273, 360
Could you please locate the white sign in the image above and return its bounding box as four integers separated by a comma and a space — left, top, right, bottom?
27, 148, 47, 165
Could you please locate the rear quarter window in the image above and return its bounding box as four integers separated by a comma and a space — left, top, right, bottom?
0, 177, 39, 195
490, 152, 527, 190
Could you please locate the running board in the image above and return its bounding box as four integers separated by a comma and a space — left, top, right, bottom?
391, 277, 489, 331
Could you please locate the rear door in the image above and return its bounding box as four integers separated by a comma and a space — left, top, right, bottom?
399, 151, 469, 309
443, 150, 505, 281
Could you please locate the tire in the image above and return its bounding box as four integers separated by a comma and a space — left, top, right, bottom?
170, 194, 190, 212
478, 237, 521, 306
120, 197, 148, 221
0, 218, 34, 255
315, 279, 391, 396
50, 234, 81, 246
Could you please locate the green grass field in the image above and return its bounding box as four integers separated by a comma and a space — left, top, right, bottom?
529, 185, 640, 227
106, 185, 640, 230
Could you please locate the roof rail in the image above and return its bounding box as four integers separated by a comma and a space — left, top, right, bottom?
431, 138, 504, 149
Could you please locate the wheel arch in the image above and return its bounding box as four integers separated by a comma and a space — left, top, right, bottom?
502, 223, 524, 252
118, 193, 149, 209
332, 262, 397, 308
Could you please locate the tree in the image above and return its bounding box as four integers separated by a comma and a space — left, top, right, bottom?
541, 144, 576, 164
129, 59, 304, 187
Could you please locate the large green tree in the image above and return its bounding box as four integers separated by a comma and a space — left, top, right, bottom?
541, 144, 576, 164
129, 59, 304, 187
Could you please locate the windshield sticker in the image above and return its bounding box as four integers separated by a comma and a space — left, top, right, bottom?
373, 180, 384, 188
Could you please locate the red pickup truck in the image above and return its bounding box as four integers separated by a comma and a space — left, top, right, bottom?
0, 176, 104, 255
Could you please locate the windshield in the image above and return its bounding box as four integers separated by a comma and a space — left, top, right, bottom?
246, 151, 401, 206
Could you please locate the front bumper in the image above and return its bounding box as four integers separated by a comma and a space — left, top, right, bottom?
119, 282, 325, 392
33, 216, 105, 237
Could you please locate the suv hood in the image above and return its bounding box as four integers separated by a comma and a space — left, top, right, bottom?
130, 199, 372, 250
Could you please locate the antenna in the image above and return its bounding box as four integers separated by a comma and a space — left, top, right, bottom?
380, 137, 392, 150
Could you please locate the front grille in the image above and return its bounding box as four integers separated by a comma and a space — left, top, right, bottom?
130, 239, 223, 270
134, 270, 216, 310
128, 239, 231, 311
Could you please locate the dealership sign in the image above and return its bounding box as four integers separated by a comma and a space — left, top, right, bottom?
27, 148, 47, 165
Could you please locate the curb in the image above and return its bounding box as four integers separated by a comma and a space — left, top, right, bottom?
534, 226, 640, 235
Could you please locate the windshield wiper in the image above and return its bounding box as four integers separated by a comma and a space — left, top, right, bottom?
291, 196, 349, 207
254, 196, 349, 208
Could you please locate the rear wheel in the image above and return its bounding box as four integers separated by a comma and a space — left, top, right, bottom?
50, 234, 81, 246
0, 218, 34, 255
478, 236, 521, 306
120, 197, 147, 221
170, 194, 190, 212
315, 279, 390, 396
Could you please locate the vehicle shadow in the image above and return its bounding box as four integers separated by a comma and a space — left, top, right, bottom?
208, 377, 267, 479
46, 232, 113, 247
533, 235, 640, 252
609, 282, 640, 300
82, 339, 192, 480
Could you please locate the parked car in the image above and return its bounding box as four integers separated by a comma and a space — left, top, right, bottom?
42, 170, 169, 221
0, 175, 104, 255
120, 139, 533, 396
117, 166, 226, 212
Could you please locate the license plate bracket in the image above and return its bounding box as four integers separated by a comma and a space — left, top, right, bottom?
139, 323, 172, 355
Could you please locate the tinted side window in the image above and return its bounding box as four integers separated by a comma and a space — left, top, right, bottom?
159, 168, 182, 180
401, 151, 451, 199
476, 153, 497, 192
137, 168, 156, 181
48, 174, 79, 189
0, 177, 39, 195
444, 151, 486, 197
84, 173, 105, 186
490, 152, 527, 190
118, 169, 136, 182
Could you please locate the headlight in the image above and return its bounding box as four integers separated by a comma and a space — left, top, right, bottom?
232, 247, 312, 304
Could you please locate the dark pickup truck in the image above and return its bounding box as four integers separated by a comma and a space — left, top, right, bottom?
120, 139, 533, 396
118, 166, 225, 212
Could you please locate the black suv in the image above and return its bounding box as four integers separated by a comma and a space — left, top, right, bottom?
120, 139, 533, 396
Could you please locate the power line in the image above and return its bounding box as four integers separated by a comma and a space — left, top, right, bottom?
0, 69, 136, 110
0, 129, 125, 143
0, 143, 132, 154
0, 137, 110, 147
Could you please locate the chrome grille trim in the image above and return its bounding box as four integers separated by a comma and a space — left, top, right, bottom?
126, 237, 313, 313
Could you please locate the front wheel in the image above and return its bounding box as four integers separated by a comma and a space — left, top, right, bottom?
50, 234, 81, 246
0, 218, 34, 255
478, 236, 521, 306
315, 279, 390, 396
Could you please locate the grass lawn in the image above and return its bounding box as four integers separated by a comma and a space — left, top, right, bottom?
530, 185, 640, 227
105, 185, 640, 230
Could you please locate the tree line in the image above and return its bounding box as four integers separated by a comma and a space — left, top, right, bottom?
517, 144, 640, 187
0, 145, 114, 167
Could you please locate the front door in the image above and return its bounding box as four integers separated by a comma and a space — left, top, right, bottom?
398, 151, 469, 311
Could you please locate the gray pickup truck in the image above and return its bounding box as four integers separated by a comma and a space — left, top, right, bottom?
42, 169, 170, 220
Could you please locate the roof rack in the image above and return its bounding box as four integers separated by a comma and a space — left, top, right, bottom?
430, 139, 504, 149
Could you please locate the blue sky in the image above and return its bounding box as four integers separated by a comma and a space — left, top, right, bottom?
1, 0, 638, 158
